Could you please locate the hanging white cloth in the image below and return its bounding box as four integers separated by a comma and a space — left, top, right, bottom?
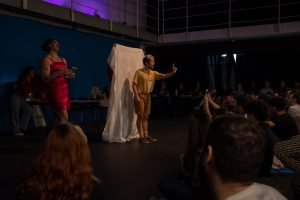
102, 44, 144, 143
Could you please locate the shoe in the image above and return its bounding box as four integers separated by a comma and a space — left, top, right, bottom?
139, 138, 150, 144
147, 135, 158, 142
14, 132, 24, 136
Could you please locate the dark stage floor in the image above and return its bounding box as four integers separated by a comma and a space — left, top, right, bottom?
0, 118, 188, 200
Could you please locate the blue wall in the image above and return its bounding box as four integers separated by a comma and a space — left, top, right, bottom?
0, 14, 139, 97
0, 14, 140, 133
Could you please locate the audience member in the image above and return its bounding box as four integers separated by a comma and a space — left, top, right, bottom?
274, 134, 300, 171
233, 83, 245, 97
285, 89, 300, 133
276, 80, 287, 97
245, 100, 279, 177
267, 96, 298, 141
274, 135, 300, 199
260, 81, 274, 96
10, 66, 35, 136
90, 86, 103, 100
195, 115, 286, 200
175, 83, 187, 96
15, 123, 105, 200
159, 112, 210, 200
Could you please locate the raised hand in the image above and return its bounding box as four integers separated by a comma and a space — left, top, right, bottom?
172, 63, 177, 73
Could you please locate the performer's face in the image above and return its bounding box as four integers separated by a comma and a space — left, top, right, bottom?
50, 40, 60, 52
146, 57, 155, 69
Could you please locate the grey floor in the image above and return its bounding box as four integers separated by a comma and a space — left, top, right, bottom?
0, 118, 188, 200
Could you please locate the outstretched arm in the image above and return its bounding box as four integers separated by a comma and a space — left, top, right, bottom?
157, 63, 177, 79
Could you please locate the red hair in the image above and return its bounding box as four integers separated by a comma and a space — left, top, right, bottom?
23, 123, 99, 200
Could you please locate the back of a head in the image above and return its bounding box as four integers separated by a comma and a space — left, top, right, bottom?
269, 96, 287, 111
207, 115, 265, 183
26, 123, 97, 200
245, 100, 270, 121
45, 123, 89, 162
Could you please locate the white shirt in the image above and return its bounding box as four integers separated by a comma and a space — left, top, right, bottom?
226, 183, 287, 200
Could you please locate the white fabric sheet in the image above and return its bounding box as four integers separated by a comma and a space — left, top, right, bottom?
102, 44, 144, 143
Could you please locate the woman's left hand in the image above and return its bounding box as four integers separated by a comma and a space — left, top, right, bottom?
65, 70, 75, 79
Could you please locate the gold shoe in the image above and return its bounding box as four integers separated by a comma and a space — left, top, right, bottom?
147, 135, 158, 142
139, 138, 150, 144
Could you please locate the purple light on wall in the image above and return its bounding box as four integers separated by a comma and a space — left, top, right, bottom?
43, 0, 69, 7
42, 0, 109, 19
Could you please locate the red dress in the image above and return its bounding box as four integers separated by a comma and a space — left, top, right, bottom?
47, 57, 70, 112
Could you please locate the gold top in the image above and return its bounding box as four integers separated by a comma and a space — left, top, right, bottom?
133, 68, 164, 94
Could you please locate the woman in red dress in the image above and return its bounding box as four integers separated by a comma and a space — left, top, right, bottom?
41, 39, 75, 124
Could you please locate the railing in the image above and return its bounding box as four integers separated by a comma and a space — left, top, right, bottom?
2, 0, 299, 41
162, 0, 300, 34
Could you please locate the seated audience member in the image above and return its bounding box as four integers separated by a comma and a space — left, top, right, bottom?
260, 81, 274, 96
90, 86, 103, 100
245, 100, 279, 177
285, 89, 300, 133
191, 81, 202, 106
219, 83, 232, 98
191, 81, 202, 97
274, 134, 300, 172
267, 96, 298, 141
181, 112, 210, 183
175, 83, 187, 96
159, 112, 210, 200
195, 115, 286, 200
274, 135, 300, 199
248, 81, 258, 94
10, 66, 35, 136
273, 80, 287, 97
158, 81, 171, 97
233, 83, 245, 97
15, 123, 105, 200
90, 85, 109, 107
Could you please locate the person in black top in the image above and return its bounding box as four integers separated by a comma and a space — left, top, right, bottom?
267, 96, 298, 141
245, 100, 279, 177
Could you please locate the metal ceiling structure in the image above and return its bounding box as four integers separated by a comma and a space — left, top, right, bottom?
0, 0, 300, 44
